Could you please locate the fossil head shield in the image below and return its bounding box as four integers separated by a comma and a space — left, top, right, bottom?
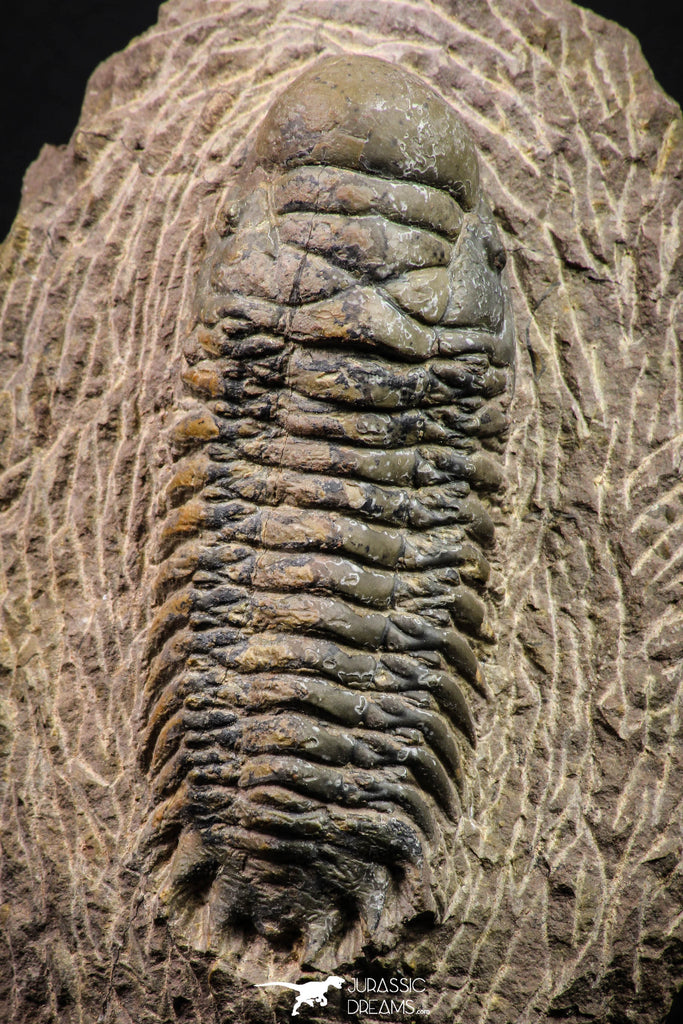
141, 54, 515, 970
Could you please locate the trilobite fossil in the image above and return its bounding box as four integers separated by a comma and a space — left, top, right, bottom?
141, 55, 515, 964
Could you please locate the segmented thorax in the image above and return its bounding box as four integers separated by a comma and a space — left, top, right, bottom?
142, 56, 515, 966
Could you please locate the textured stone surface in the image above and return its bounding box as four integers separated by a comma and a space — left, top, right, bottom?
0, 1, 682, 1022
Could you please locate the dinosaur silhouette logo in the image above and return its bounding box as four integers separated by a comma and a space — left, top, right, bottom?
256, 975, 345, 1016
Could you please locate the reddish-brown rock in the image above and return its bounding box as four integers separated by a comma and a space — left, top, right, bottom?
1, 1, 681, 1022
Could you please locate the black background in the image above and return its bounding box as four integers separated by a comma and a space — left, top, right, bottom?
0, 1, 681, 240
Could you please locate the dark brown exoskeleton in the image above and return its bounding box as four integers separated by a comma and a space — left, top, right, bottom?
140, 55, 515, 969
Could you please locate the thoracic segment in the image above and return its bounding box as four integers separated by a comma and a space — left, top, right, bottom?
141, 54, 515, 964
